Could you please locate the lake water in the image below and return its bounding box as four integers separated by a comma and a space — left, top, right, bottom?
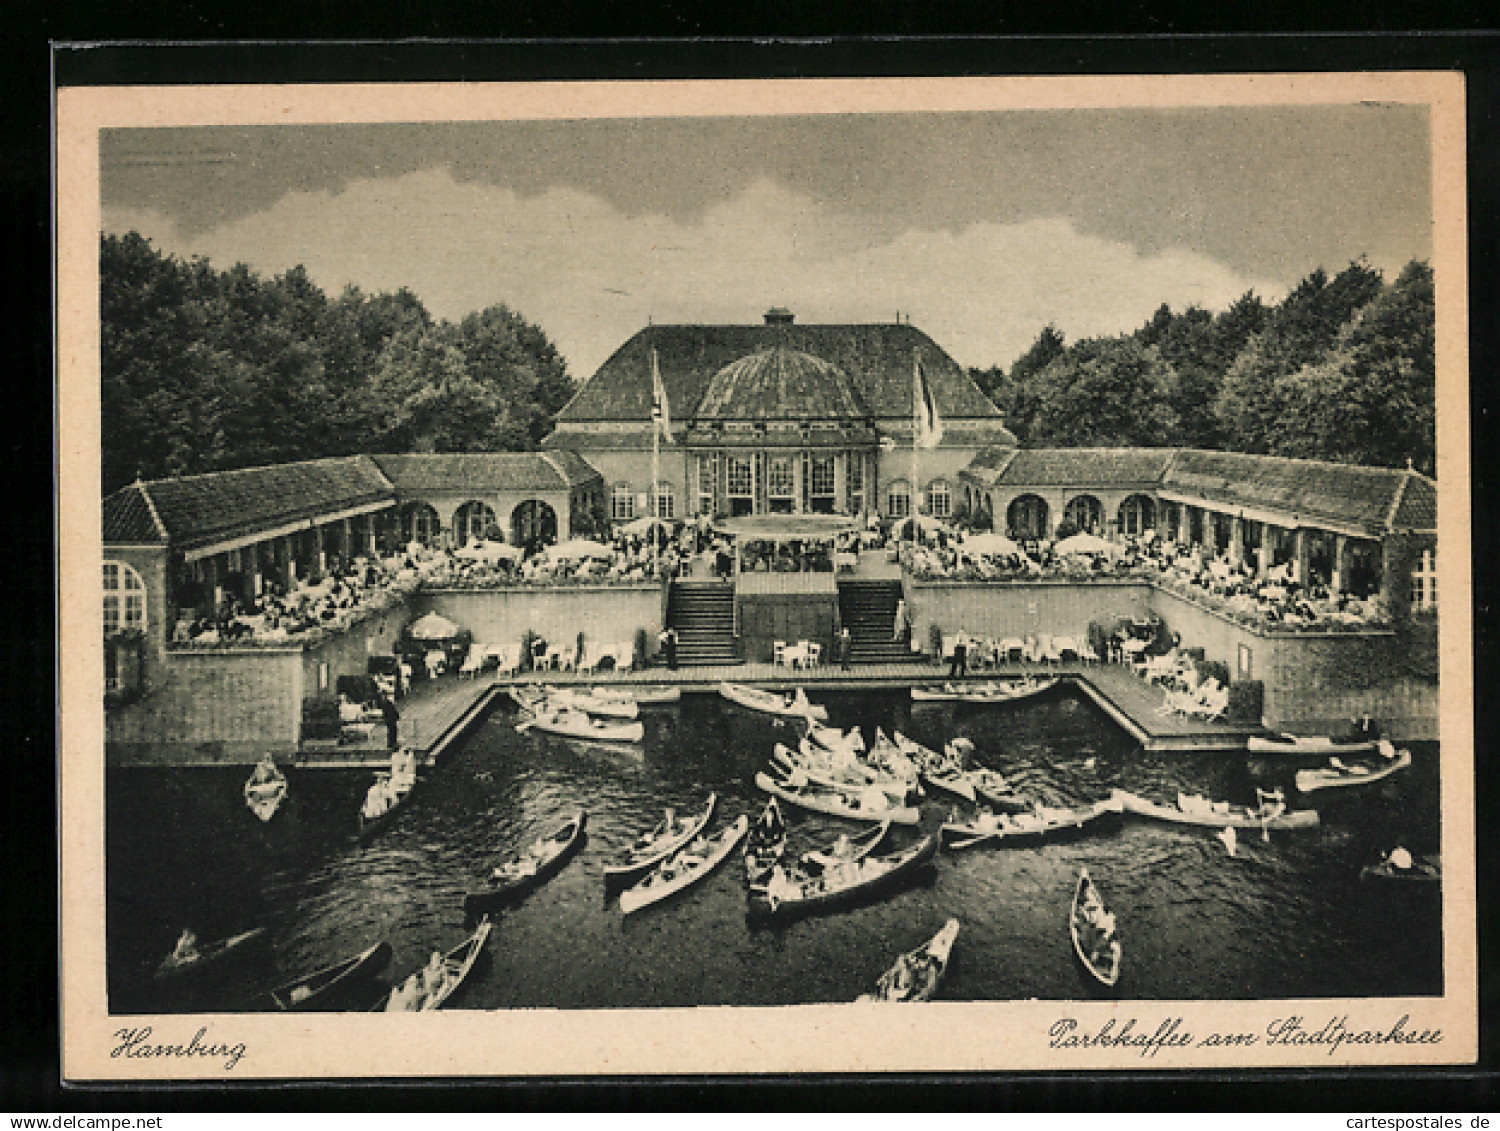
107, 686, 1443, 1012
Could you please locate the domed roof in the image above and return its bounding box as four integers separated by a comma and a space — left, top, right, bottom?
693, 346, 868, 422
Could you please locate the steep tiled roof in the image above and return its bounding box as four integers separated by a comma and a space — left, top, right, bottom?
696, 347, 867, 421
1162, 450, 1420, 537
980, 447, 1178, 488
557, 321, 1003, 424
1389, 471, 1437, 532
102, 483, 167, 543
370, 453, 598, 493
114, 456, 394, 552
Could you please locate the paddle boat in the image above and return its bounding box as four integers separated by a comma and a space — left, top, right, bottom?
243, 755, 288, 822
910, 677, 1059, 704
941, 795, 1123, 849
856, 919, 961, 1003
718, 682, 829, 722
1247, 731, 1378, 757
517, 706, 645, 743
1361, 847, 1441, 883
604, 794, 718, 886
1294, 742, 1412, 794
619, 815, 750, 914
799, 820, 892, 871
749, 835, 939, 919
1113, 788, 1319, 830
155, 926, 267, 983
463, 810, 588, 920
265, 939, 391, 1011
358, 748, 420, 842
1070, 867, 1121, 988
743, 798, 787, 886
755, 771, 920, 826
374, 919, 491, 1012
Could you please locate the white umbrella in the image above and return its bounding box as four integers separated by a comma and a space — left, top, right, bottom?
618, 515, 668, 537
408, 611, 461, 641
962, 532, 1024, 557
455, 540, 521, 562
548, 538, 614, 561
893, 514, 952, 537
1054, 532, 1116, 557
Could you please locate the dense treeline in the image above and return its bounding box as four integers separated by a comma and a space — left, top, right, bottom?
969, 258, 1435, 475
101, 232, 576, 494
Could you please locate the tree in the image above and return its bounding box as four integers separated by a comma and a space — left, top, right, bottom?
1027, 338, 1179, 447
451, 305, 575, 448
1000, 324, 1066, 443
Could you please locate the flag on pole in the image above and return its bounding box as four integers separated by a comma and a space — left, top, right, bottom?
912, 351, 943, 449
651, 349, 672, 444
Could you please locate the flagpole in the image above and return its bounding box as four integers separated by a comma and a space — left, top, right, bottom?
910, 349, 920, 541
652, 349, 661, 573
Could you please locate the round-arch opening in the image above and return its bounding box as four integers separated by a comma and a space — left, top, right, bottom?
453, 500, 500, 546
1117, 494, 1157, 537
1062, 494, 1103, 535
1007, 494, 1049, 541
512, 499, 558, 552
400, 502, 441, 546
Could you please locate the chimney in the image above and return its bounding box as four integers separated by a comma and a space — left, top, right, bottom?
764, 307, 794, 325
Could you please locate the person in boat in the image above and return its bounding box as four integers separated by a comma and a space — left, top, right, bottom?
830, 832, 853, 860
172, 928, 200, 965
1256, 788, 1287, 820
251, 756, 278, 784
1084, 898, 1116, 939
1376, 737, 1398, 760
1386, 846, 1415, 871
419, 950, 446, 998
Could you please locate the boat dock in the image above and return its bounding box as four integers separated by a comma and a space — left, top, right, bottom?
297, 680, 509, 769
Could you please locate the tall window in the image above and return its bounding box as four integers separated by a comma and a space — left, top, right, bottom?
404, 503, 440, 545
1411, 548, 1437, 611
887, 480, 911, 520
810, 455, 836, 513
767, 456, 795, 513
1063, 494, 1103, 534
611, 484, 635, 522
696, 453, 716, 515
727, 455, 753, 516
655, 481, 675, 520
927, 479, 951, 519
1117, 494, 1156, 537
103, 561, 146, 636
847, 454, 864, 515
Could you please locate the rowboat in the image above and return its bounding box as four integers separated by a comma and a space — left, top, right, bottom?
932, 735, 1029, 811
866, 729, 921, 791
1247, 731, 1378, 757
749, 835, 939, 919
910, 678, 1059, 704
518, 707, 645, 743
743, 798, 787, 885
463, 810, 588, 920
1361, 851, 1441, 883
1295, 746, 1412, 794
155, 927, 267, 982
1114, 788, 1319, 830
800, 820, 892, 871
374, 918, 491, 1012
265, 939, 391, 1011
550, 689, 639, 719
619, 815, 750, 914
588, 685, 682, 706
941, 795, 1123, 849
772, 742, 907, 799
357, 752, 420, 842
719, 681, 829, 722
855, 918, 961, 1003
604, 793, 718, 886
509, 684, 550, 711
755, 771, 920, 826
891, 731, 975, 803
805, 724, 865, 757
1070, 867, 1121, 988
243, 757, 288, 822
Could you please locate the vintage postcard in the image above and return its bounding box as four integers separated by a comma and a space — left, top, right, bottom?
57, 70, 1474, 1079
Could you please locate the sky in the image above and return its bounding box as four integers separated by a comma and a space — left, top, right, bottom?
100, 106, 1433, 378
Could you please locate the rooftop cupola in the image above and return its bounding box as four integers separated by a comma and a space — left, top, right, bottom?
763, 307, 795, 325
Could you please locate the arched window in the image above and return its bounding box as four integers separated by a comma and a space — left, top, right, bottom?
926, 479, 952, 519
886, 479, 911, 520
766, 456, 795, 514
655, 481, 675, 520
453, 500, 498, 546
1063, 494, 1103, 534
103, 561, 147, 636
1117, 494, 1157, 537
1007, 494, 1049, 541
402, 502, 440, 545
611, 484, 636, 522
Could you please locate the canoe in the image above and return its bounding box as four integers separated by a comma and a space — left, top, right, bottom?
1070, 867, 1121, 988
855, 918, 961, 1003
755, 772, 920, 826
155, 927, 267, 982
374, 918, 491, 1012
1114, 789, 1320, 830
550, 689, 639, 719
866, 729, 921, 790
266, 939, 391, 1011
463, 810, 588, 920
749, 834, 939, 919
604, 793, 718, 885
891, 731, 975, 803
719, 681, 829, 722
942, 795, 1123, 849
620, 815, 750, 914
1295, 747, 1412, 794
589, 685, 682, 706
800, 820, 892, 871
243, 759, 288, 822
929, 735, 1029, 811
1247, 732, 1378, 757
772, 742, 907, 799
910, 678, 1059, 704
357, 769, 419, 843
518, 708, 644, 743
1361, 854, 1441, 883
743, 798, 787, 885
806, 724, 865, 757
509, 684, 550, 711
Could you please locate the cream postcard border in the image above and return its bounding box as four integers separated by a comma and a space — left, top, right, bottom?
57, 71, 1476, 1078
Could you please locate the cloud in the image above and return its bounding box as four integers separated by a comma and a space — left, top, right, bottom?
104, 167, 1280, 378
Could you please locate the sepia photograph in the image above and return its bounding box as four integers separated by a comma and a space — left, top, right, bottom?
56, 70, 1474, 1078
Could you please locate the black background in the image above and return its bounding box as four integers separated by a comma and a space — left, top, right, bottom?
6, 10, 1498, 1112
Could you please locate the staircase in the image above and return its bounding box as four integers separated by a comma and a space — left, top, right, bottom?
838, 580, 918, 663
666, 581, 741, 666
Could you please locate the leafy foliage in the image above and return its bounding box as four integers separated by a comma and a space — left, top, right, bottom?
100, 233, 576, 492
